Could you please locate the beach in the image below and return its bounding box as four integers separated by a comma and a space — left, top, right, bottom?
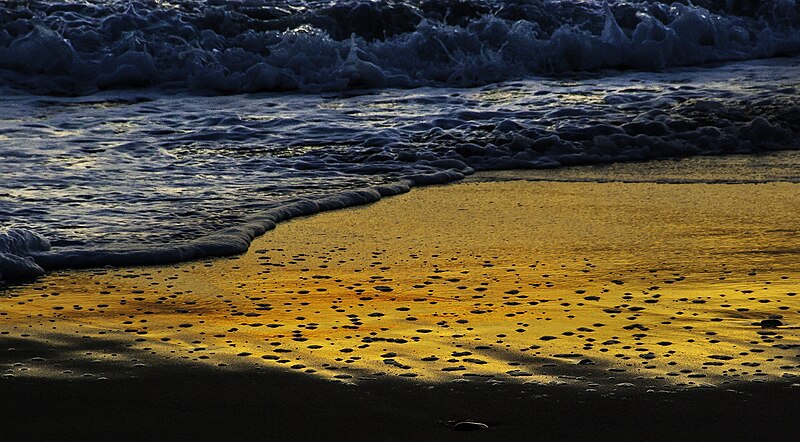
2, 1, 800, 439
2, 161, 798, 439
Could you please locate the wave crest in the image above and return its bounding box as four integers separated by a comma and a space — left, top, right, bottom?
0, 1, 798, 94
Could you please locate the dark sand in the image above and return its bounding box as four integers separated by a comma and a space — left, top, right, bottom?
2, 365, 798, 440
2, 168, 799, 440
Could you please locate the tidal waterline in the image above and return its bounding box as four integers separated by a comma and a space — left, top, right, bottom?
3, 56, 800, 280
2, 161, 798, 388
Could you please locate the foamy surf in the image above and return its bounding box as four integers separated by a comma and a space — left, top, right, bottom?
0, 1, 798, 94
1, 1, 800, 282
0, 229, 50, 280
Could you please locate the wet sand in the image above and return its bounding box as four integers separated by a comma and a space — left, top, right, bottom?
1, 170, 799, 439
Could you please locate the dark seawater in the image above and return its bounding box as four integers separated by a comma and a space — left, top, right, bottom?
1, 1, 799, 279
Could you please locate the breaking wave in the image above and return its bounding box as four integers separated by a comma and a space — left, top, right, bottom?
1, 0, 799, 94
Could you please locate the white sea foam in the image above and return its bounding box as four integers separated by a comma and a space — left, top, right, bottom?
0, 229, 50, 280
0, 1, 798, 94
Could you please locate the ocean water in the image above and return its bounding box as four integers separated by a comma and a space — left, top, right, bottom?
1, 0, 799, 280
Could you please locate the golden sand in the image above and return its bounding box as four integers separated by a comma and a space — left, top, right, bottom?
1, 178, 798, 388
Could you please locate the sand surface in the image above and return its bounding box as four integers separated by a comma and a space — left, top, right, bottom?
1, 170, 799, 439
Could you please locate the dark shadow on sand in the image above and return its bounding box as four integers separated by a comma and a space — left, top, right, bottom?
1, 333, 798, 441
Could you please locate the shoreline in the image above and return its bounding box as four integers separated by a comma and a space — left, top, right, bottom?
5, 151, 800, 283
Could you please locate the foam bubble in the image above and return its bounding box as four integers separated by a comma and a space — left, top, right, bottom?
0, 229, 50, 281
0, 229, 50, 256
